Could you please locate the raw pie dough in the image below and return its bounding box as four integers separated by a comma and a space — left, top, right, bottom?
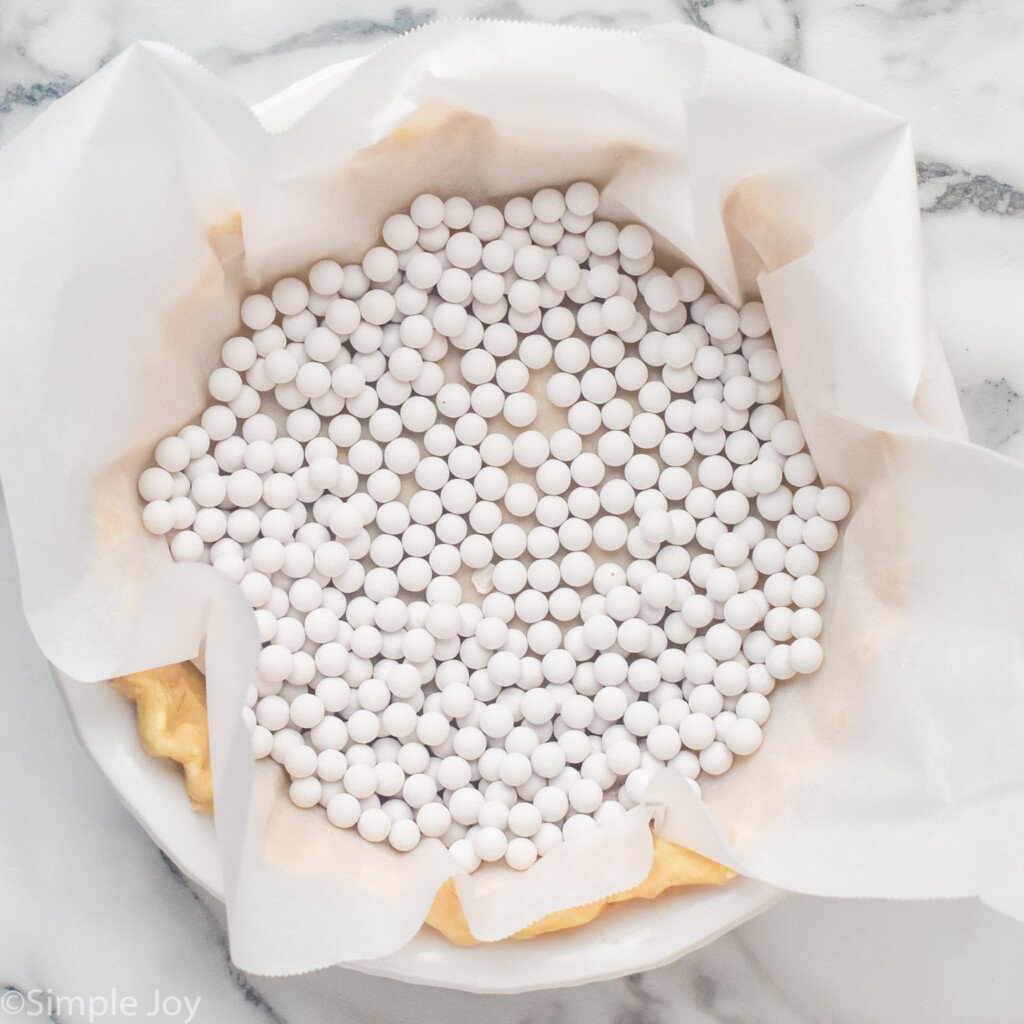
112, 662, 735, 942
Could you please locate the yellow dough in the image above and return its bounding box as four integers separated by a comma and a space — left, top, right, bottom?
112, 662, 212, 812
112, 663, 734, 941
427, 836, 735, 944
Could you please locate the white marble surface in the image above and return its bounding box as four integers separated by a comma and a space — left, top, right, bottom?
2, 1, 1023, 1021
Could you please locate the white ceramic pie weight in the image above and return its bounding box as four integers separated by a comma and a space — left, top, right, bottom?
1, 20, 1022, 981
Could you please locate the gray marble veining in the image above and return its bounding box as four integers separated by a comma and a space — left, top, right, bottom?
1, 1, 1023, 1022
918, 161, 1024, 216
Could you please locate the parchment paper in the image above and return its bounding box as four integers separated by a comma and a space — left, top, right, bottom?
1, 21, 1022, 974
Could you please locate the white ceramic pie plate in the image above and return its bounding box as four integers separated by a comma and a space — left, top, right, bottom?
50, 58, 782, 992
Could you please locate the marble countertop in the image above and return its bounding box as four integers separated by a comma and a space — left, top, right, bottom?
2, 1, 1023, 1022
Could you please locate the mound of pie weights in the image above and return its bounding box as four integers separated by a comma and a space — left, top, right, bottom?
139, 183, 849, 873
